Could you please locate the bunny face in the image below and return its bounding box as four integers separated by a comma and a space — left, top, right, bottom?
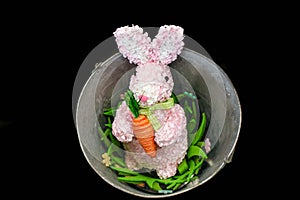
129, 63, 174, 106
114, 25, 184, 106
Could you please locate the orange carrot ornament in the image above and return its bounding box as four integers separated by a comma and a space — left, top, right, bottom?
132, 114, 156, 157
124, 90, 157, 157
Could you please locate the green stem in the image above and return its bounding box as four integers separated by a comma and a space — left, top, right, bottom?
177, 158, 188, 174
103, 107, 115, 116
176, 93, 185, 101
166, 171, 190, 189
172, 183, 182, 191
187, 160, 195, 182
187, 118, 197, 133
101, 97, 209, 193
110, 166, 140, 175
184, 100, 193, 114
191, 112, 207, 145
194, 157, 205, 175
111, 156, 126, 167
192, 101, 197, 120
98, 126, 110, 148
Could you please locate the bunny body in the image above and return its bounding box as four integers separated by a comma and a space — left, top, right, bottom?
112, 25, 188, 179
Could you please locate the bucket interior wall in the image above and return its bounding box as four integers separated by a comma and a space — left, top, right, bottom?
75, 48, 241, 198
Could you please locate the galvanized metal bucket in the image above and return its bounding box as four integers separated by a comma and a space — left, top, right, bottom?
75, 47, 241, 198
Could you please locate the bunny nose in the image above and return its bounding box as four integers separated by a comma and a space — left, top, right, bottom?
139, 95, 148, 103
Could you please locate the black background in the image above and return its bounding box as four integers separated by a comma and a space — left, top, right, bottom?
1, 2, 291, 199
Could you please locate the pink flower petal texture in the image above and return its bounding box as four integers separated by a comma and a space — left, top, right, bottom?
113, 25, 151, 65
151, 25, 184, 65
204, 138, 211, 153
111, 25, 188, 179
112, 101, 134, 142
129, 63, 174, 106
113, 25, 184, 65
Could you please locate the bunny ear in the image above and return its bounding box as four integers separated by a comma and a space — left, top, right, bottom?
151, 25, 184, 65
113, 25, 151, 65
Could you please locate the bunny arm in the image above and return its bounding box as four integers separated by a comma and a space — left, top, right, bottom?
112, 101, 134, 142
154, 104, 187, 147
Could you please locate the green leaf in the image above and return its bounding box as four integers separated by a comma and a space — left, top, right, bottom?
109, 131, 122, 148
152, 182, 162, 191
101, 97, 209, 193
125, 90, 139, 118
196, 141, 205, 148
192, 101, 197, 120
187, 145, 207, 159
175, 93, 185, 101
166, 171, 189, 189
98, 126, 110, 148
146, 178, 156, 189
189, 176, 199, 183
187, 118, 197, 133
197, 147, 208, 159
194, 157, 206, 174
184, 100, 192, 114
171, 92, 179, 104
118, 176, 145, 182
123, 181, 145, 185
104, 123, 112, 128
191, 112, 207, 145
177, 158, 188, 174
107, 143, 124, 158
104, 128, 111, 136
118, 174, 152, 183
111, 156, 126, 167
104, 117, 112, 128
187, 160, 195, 182
192, 157, 200, 174
110, 166, 139, 175
103, 108, 114, 116
172, 183, 182, 191
188, 159, 195, 171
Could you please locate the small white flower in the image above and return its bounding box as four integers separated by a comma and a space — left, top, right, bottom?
204, 138, 211, 153
102, 153, 111, 167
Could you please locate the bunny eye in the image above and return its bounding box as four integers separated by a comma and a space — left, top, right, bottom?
164, 76, 169, 82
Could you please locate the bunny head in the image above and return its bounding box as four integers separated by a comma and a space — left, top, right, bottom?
114, 25, 184, 106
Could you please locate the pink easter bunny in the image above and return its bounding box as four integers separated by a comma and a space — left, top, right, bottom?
112, 25, 187, 179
